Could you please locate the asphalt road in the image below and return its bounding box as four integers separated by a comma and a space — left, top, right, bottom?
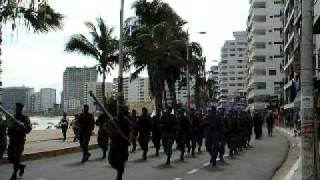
0, 129, 288, 180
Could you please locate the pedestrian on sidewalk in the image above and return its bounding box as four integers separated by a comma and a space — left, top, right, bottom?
266, 113, 274, 137
59, 112, 69, 141
71, 114, 80, 142
108, 105, 131, 180
7, 103, 32, 180
0, 115, 7, 160
78, 104, 95, 163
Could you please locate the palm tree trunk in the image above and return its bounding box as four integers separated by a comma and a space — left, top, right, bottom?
102, 69, 107, 108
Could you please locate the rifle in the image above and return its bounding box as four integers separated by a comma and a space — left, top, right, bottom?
0, 105, 24, 129
89, 91, 128, 142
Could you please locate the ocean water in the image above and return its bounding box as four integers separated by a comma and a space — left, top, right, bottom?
30, 116, 63, 130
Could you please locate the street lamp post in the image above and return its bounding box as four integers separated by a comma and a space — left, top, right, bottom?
117, 0, 125, 117
186, 31, 206, 110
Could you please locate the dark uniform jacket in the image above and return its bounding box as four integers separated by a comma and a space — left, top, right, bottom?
137, 114, 152, 137
78, 112, 95, 136
8, 114, 32, 141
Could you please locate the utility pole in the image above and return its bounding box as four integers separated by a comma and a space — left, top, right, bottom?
117, 0, 125, 117
186, 30, 191, 110
301, 0, 317, 179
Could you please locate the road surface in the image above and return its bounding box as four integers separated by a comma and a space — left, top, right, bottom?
0, 130, 288, 180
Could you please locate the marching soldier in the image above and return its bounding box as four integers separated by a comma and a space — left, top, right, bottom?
161, 107, 177, 165
108, 106, 131, 180
151, 112, 162, 156
78, 104, 95, 163
7, 103, 32, 180
190, 109, 200, 156
96, 113, 109, 159
177, 108, 191, 161
196, 111, 205, 153
217, 108, 226, 162
246, 111, 253, 147
205, 106, 223, 166
227, 110, 239, 157
137, 107, 152, 160
130, 109, 138, 153
0, 115, 7, 160
253, 112, 263, 139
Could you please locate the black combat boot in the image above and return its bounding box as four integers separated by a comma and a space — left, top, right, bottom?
166, 155, 171, 165
143, 151, 147, 160
19, 164, 26, 176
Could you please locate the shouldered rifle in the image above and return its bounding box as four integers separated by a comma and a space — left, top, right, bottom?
0, 105, 25, 129
89, 91, 128, 142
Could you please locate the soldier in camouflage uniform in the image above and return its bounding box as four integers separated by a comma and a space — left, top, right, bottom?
7, 103, 32, 180
151, 112, 162, 156
137, 108, 152, 160
161, 107, 177, 165
96, 113, 109, 159
130, 109, 138, 153
177, 108, 191, 161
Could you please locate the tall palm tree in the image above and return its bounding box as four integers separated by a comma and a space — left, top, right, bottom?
127, 0, 187, 115
0, 0, 63, 93
65, 17, 118, 108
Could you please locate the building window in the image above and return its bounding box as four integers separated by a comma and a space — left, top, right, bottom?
269, 70, 277, 76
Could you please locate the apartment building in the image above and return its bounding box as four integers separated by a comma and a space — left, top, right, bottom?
40, 88, 56, 112
282, 0, 301, 123
218, 31, 248, 110
63, 67, 98, 113
2, 87, 34, 113
83, 82, 113, 112
113, 77, 151, 102
247, 0, 284, 111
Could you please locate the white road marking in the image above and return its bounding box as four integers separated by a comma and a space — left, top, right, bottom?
283, 157, 301, 180
203, 162, 210, 167
187, 168, 200, 174
173, 178, 183, 180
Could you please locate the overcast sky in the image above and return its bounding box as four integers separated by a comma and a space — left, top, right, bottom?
2, 0, 249, 102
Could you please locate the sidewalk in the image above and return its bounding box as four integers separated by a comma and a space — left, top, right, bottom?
0, 129, 99, 164
272, 127, 301, 180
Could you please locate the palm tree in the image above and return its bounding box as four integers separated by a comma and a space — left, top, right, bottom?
0, 0, 63, 91
65, 17, 119, 108
126, 0, 187, 115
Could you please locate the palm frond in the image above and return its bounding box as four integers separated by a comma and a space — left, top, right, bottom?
65, 34, 100, 60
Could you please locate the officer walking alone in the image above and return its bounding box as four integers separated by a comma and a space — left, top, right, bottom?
7, 103, 32, 180
78, 104, 95, 163
59, 112, 69, 141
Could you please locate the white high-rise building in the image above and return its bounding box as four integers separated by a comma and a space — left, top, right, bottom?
113, 77, 151, 102
209, 65, 219, 102
83, 82, 113, 112
30, 92, 41, 113
247, 0, 284, 111
63, 67, 98, 113
40, 88, 56, 112
218, 31, 248, 110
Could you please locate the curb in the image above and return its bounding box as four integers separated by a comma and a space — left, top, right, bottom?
0, 143, 99, 165
269, 127, 301, 180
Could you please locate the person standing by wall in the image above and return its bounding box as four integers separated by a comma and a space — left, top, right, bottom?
59, 112, 69, 141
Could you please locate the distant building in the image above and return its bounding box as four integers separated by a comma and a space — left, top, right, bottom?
246, 0, 284, 111
83, 82, 113, 112
2, 87, 34, 113
113, 77, 151, 102
30, 92, 41, 113
218, 31, 248, 110
63, 67, 98, 113
40, 88, 56, 112
208, 65, 219, 101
